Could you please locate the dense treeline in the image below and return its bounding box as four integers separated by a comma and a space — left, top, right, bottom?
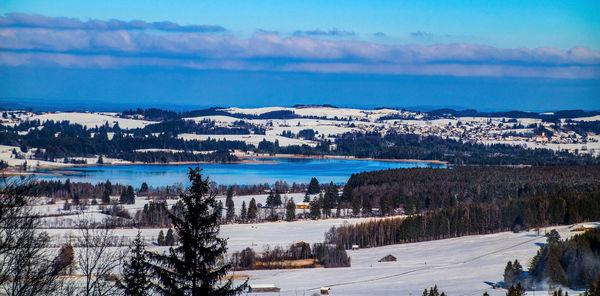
342, 166, 600, 214
330, 166, 600, 249
0, 120, 247, 162
330, 188, 600, 249
335, 132, 600, 166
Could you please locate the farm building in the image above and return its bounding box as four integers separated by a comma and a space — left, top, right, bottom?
379, 254, 397, 262
571, 223, 600, 232
296, 202, 310, 209
248, 284, 280, 293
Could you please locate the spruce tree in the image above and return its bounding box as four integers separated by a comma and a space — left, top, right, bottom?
121, 185, 135, 204
157, 230, 166, 246
310, 197, 321, 219
103, 180, 112, 204
240, 201, 247, 222
247, 198, 258, 221
140, 182, 149, 194
274, 189, 282, 208
225, 187, 235, 222
147, 168, 246, 296
307, 177, 320, 194
285, 198, 296, 221
352, 196, 361, 216
266, 191, 275, 208
165, 228, 175, 246
118, 231, 151, 296
503, 261, 514, 287
216, 200, 224, 221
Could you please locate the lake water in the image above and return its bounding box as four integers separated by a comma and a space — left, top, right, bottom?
33, 158, 446, 187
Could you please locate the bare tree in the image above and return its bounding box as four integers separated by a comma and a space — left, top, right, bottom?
0, 176, 67, 296
75, 219, 127, 296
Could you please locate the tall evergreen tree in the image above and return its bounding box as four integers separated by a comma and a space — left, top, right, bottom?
247, 198, 258, 221
216, 201, 224, 221
239, 201, 247, 222
165, 228, 175, 246
310, 197, 321, 219
118, 231, 151, 296
285, 198, 296, 221
102, 180, 112, 204
274, 189, 282, 208
157, 230, 166, 246
352, 196, 361, 216
323, 182, 337, 218
307, 177, 320, 194
140, 182, 149, 194
120, 185, 135, 204
225, 187, 235, 222
146, 168, 246, 296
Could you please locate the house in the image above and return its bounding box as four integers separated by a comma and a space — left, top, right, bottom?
296, 202, 310, 209
320, 287, 331, 295
248, 284, 280, 293
535, 133, 548, 142
571, 223, 599, 232
379, 254, 397, 262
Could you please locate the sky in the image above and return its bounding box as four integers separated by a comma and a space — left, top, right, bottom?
0, 1, 599, 111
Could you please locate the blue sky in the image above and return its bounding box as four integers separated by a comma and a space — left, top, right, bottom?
0, 1, 599, 110
3, 0, 600, 49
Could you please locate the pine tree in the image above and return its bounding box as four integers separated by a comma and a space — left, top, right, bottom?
307, 177, 320, 194
248, 198, 258, 221
118, 231, 151, 296
165, 228, 175, 246
352, 196, 361, 216
146, 168, 246, 296
157, 230, 166, 246
121, 185, 135, 204
506, 283, 525, 296
225, 187, 235, 222
240, 201, 247, 222
103, 180, 112, 204
285, 198, 296, 221
216, 200, 224, 221
303, 191, 310, 202
323, 182, 337, 218
310, 197, 321, 219
140, 182, 149, 194
274, 189, 282, 208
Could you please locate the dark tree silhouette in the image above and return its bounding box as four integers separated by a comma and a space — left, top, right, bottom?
147, 168, 246, 296
118, 231, 151, 296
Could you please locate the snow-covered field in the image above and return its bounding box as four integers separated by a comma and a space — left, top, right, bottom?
25, 193, 595, 295
20, 112, 157, 129
240, 225, 583, 296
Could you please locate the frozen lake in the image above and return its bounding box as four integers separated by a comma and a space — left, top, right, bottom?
32, 157, 446, 187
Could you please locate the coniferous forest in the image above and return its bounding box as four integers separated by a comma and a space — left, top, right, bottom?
331, 166, 600, 249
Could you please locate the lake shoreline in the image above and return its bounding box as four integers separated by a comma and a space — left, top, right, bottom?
237, 153, 449, 165
3, 154, 448, 177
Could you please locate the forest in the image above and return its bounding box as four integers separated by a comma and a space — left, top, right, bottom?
330, 166, 600, 249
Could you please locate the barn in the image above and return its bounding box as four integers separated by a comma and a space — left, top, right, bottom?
379, 254, 397, 262
248, 284, 281, 293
